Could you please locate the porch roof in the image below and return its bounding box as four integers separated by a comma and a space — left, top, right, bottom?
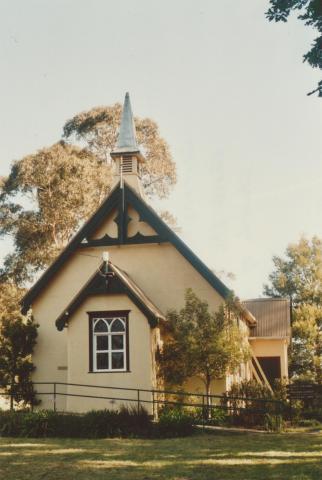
244, 298, 291, 338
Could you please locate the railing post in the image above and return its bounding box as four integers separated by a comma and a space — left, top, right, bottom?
152, 390, 155, 419
137, 389, 140, 414
53, 383, 57, 412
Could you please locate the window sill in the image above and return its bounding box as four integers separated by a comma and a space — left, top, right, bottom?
88, 371, 131, 374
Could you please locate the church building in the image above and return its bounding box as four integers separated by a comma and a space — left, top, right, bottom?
21, 93, 290, 412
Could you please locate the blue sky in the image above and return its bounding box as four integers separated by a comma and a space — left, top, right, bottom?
0, 0, 321, 298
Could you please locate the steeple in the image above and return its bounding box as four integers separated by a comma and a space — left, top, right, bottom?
115, 92, 139, 153
111, 93, 145, 196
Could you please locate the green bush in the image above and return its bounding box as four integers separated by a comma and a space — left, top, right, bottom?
0, 407, 151, 438
264, 413, 284, 432
302, 407, 322, 423
190, 405, 228, 426
297, 418, 321, 428
221, 380, 283, 428
0, 406, 196, 438
156, 408, 194, 437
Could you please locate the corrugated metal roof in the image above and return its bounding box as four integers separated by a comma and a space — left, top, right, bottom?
244, 298, 291, 338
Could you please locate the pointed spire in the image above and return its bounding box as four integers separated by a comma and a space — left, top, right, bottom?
114, 92, 139, 153
110, 93, 145, 197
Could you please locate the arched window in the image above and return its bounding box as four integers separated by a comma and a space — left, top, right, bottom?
90, 312, 129, 372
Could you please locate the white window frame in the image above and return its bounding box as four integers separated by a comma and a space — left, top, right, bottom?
92, 316, 127, 372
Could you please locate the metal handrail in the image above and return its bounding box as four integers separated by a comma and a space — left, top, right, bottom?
28, 381, 281, 405
0, 380, 282, 418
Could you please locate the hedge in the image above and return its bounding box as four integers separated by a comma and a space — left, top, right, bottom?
0, 407, 194, 438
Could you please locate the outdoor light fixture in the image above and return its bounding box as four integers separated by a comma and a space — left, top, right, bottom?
102, 251, 109, 263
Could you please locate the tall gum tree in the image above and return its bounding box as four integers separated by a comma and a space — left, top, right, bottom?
63, 103, 176, 199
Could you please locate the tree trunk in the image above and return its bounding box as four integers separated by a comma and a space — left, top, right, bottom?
205, 375, 211, 420
10, 374, 14, 412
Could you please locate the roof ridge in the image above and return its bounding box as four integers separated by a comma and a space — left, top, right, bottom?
244, 297, 290, 303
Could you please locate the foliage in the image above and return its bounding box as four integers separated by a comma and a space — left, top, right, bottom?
158, 289, 250, 398
0, 141, 112, 283
264, 236, 322, 382
271, 377, 289, 401
190, 405, 228, 426
264, 413, 283, 432
0, 282, 25, 323
227, 379, 274, 402
264, 236, 322, 304
221, 380, 282, 428
0, 302, 38, 409
0, 406, 196, 439
266, 0, 322, 96
63, 103, 176, 199
0, 406, 152, 438
291, 304, 322, 381
156, 408, 194, 437
296, 418, 321, 427
302, 407, 322, 422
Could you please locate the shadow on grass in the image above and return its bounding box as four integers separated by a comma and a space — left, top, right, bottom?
0, 433, 321, 480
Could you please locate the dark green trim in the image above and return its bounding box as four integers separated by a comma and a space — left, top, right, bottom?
79, 235, 120, 248
124, 232, 166, 244
22, 181, 231, 314
55, 263, 159, 331
80, 232, 166, 248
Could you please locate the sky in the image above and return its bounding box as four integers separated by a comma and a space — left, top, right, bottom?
0, 0, 321, 299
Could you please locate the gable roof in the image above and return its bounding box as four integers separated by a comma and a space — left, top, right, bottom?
55, 261, 165, 330
245, 298, 291, 338
21, 181, 231, 314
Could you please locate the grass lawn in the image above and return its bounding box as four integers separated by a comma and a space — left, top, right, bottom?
0, 431, 321, 480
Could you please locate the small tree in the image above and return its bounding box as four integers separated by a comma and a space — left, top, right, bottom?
0, 293, 39, 410
158, 289, 250, 405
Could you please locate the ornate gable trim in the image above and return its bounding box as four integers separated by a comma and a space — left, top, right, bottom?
55, 261, 165, 331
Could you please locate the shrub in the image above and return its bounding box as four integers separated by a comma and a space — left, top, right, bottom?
264, 413, 284, 432
156, 408, 194, 437
297, 418, 321, 428
0, 407, 152, 438
189, 405, 228, 426
301, 407, 322, 423
221, 380, 282, 428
